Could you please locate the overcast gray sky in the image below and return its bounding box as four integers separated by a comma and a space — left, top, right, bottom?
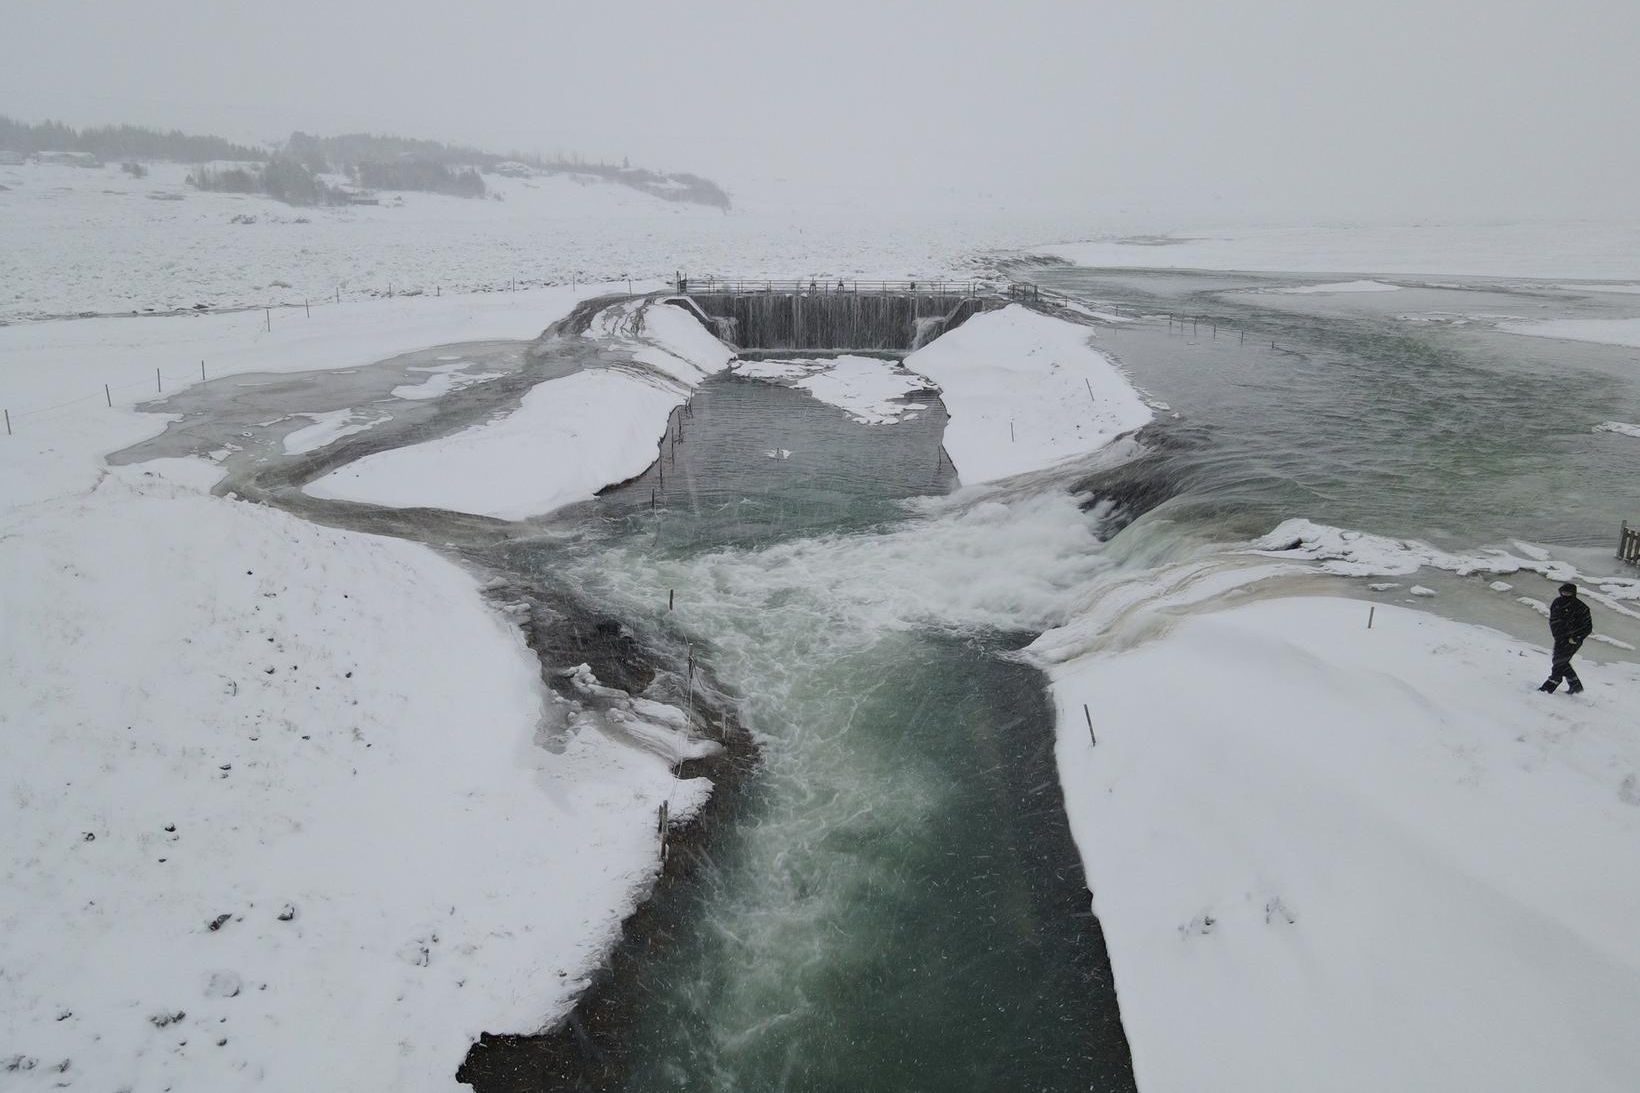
3, 0, 1637, 225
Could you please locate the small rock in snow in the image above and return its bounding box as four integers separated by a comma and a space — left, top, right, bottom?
276, 903, 297, 922
149, 1010, 186, 1028
204, 970, 242, 999
206, 913, 232, 932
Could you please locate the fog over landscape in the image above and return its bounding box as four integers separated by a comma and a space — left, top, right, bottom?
5, 4, 1640, 1093
6, 0, 1639, 224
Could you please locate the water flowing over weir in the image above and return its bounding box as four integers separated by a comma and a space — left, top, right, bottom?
461, 371, 1140, 1092
678, 287, 996, 352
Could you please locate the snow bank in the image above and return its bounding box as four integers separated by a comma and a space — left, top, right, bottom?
307, 301, 734, 520
1273, 278, 1400, 294
732, 355, 937, 424
1038, 222, 1640, 280
1250, 517, 1580, 581
0, 285, 712, 1090
1248, 518, 1640, 622
306, 370, 688, 519
0, 464, 695, 1091
1500, 316, 1640, 350
1595, 421, 1640, 439
902, 305, 1151, 484
582, 297, 736, 386
1043, 596, 1640, 1092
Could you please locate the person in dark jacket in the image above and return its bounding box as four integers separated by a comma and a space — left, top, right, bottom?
1539, 582, 1593, 694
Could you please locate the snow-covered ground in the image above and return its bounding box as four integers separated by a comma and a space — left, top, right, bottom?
902, 305, 1153, 484
1037, 594, 1640, 1093
307, 300, 734, 519
0, 285, 715, 1091
731, 355, 937, 425
1039, 222, 1640, 280
0, 161, 1061, 323
1499, 316, 1640, 350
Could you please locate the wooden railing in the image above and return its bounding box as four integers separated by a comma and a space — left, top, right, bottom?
1621, 520, 1640, 566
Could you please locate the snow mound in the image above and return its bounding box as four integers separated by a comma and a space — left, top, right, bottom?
903, 305, 1151, 484
306, 300, 734, 520
1595, 421, 1640, 439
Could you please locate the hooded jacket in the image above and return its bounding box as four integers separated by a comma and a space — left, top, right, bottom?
1549, 593, 1593, 645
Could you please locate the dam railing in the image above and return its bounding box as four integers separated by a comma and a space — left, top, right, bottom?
1621, 521, 1640, 566
670, 277, 1071, 306
674, 277, 991, 297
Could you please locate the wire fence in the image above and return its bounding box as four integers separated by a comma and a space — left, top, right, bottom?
0, 274, 636, 434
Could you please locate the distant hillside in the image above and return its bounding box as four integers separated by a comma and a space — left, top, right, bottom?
285, 131, 731, 209
0, 115, 262, 163
0, 115, 731, 209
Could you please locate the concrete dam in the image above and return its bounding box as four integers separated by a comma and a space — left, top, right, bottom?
670, 280, 1005, 353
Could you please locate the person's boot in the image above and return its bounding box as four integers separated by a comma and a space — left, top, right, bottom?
1566, 679, 1584, 695
1538, 679, 1558, 693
